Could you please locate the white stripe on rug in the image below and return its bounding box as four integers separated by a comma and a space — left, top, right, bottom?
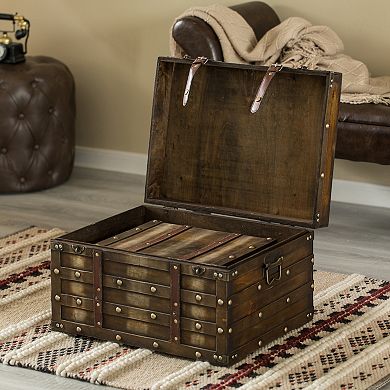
0, 279, 51, 306
0, 309, 51, 340
239, 298, 390, 389
0, 250, 50, 278
2, 331, 68, 365
305, 333, 390, 389
0, 228, 62, 258
90, 348, 153, 384
56, 341, 120, 377
151, 361, 211, 390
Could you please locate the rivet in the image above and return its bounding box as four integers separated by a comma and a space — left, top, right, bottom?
116, 279, 123, 286
257, 284, 262, 291
135, 227, 140, 231
59, 324, 64, 329
150, 286, 157, 293
217, 299, 224, 306
311, 283, 314, 289
174, 336, 178, 341
248, 245, 255, 249
213, 272, 218, 278
76, 298, 82, 306
96, 302, 100, 307
284, 326, 288, 333
320, 172, 325, 178
76, 326, 81, 332
58, 244, 63, 250
309, 235, 312, 239
150, 313, 157, 320
218, 356, 223, 361
174, 319, 178, 324
116, 307, 122, 313
116, 335, 121, 341
195, 322, 202, 330
54, 295, 60, 301
97, 321, 101, 326
173, 302, 178, 307
217, 328, 224, 334
54, 244, 59, 250
153, 342, 159, 348
307, 312, 313, 318
311, 258, 314, 264
53, 268, 60, 275
174, 265, 178, 270
228, 255, 235, 259
218, 273, 223, 278
258, 312, 263, 318
55, 323, 60, 328
153, 220, 158, 223
195, 294, 202, 302
266, 237, 272, 241
97, 287, 101, 292
95, 253, 99, 257
228, 299, 232, 305
286, 269, 290, 276
213, 354, 218, 360
268, 72, 272, 75
146, 242, 150, 245
227, 328, 233, 335
75, 271, 81, 278
325, 123, 330, 128
286, 297, 290, 303
316, 218, 320, 222
195, 351, 202, 358
258, 340, 262, 347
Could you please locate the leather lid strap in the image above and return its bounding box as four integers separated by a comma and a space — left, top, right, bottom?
250, 64, 283, 114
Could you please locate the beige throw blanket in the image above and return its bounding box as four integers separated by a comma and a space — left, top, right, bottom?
170, 4, 390, 105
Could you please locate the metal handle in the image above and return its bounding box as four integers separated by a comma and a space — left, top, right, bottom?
183, 56, 208, 106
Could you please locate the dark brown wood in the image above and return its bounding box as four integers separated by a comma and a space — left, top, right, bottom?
145, 57, 341, 228
51, 57, 340, 366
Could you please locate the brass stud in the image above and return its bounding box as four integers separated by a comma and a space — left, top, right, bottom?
153, 220, 158, 223
228, 255, 235, 259
174, 336, 178, 341
228, 299, 233, 306
284, 326, 288, 333
218, 356, 223, 361
218, 273, 223, 278
54, 244, 59, 250
311, 258, 314, 264
266, 237, 272, 241
217, 328, 224, 334
257, 284, 262, 291
150, 313, 157, 320
311, 283, 314, 289
150, 286, 157, 293
217, 299, 224, 306
116, 335, 121, 341
258, 340, 262, 347
116, 307, 122, 313
54, 295, 60, 301
195, 294, 202, 302
58, 244, 63, 250
173, 265, 178, 270
95, 253, 99, 257
75, 271, 81, 278
320, 172, 325, 178
307, 312, 313, 318
213, 272, 218, 278
153, 342, 159, 348
258, 312, 263, 318
248, 245, 255, 249
325, 123, 330, 128
228, 328, 233, 333
286, 269, 290, 276
59, 324, 64, 329
97, 287, 101, 292
135, 227, 140, 231
53, 268, 60, 275
195, 322, 202, 330
96, 302, 100, 307
55, 323, 60, 328
195, 351, 202, 358
213, 354, 218, 360
146, 242, 150, 245
97, 321, 101, 326
76, 326, 81, 332
116, 279, 123, 286
76, 298, 82, 306
174, 319, 178, 324
286, 297, 290, 303
173, 302, 178, 307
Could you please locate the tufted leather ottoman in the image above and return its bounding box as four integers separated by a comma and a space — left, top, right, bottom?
0, 56, 75, 193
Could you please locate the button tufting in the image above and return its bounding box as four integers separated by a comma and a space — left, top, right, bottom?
20, 177, 26, 184
34, 144, 40, 150
1, 147, 7, 154
18, 113, 25, 119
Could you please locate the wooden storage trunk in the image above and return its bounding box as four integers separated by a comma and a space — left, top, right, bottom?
51, 57, 341, 366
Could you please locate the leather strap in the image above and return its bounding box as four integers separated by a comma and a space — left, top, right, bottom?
170, 263, 181, 343
251, 64, 283, 114
183, 57, 208, 106
93, 249, 103, 328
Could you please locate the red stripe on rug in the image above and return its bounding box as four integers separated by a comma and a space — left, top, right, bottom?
208, 281, 390, 390
0, 261, 51, 288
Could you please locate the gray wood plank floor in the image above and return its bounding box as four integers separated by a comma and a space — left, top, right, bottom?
0, 166, 389, 389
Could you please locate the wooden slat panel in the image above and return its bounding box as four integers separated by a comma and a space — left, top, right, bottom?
61, 253, 92, 271
181, 275, 216, 294
181, 330, 216, 350
181, 303, 216, 322
61, 280, 93, 298
61, 306, 94, 325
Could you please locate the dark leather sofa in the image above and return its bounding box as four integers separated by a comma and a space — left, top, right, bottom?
172, 1, 390, 165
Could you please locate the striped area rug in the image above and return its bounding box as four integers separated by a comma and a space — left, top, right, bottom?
0, 226, 389, 389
